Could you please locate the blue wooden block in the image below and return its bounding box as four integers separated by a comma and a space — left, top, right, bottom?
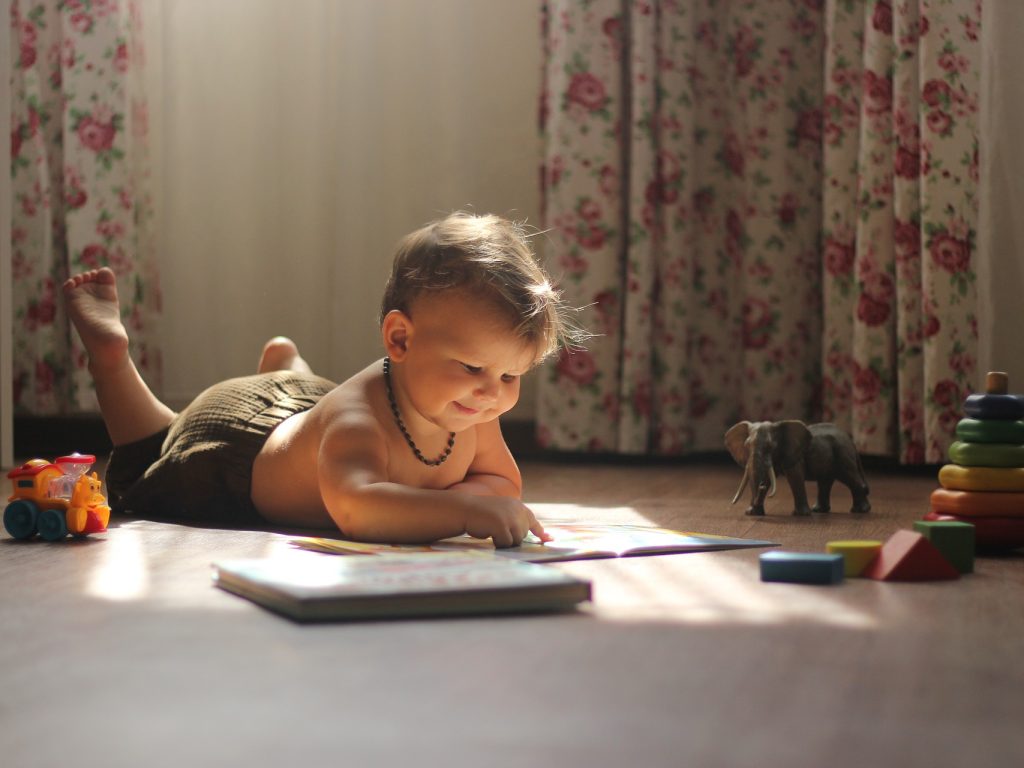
759, 551, 845, 585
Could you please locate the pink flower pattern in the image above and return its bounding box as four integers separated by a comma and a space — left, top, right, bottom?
540, 0, 826, 454
541, 0, 980, 463
10, 0, 161, 414
822, 0, 980, 463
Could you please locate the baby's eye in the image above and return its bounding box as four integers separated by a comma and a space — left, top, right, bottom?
461, 363, 482, 374
501, 374, 518, 383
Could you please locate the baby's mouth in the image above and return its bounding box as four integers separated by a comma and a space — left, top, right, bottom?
453, 401, 480, 416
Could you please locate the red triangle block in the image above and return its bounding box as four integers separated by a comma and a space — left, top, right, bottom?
863, 530, 960, 581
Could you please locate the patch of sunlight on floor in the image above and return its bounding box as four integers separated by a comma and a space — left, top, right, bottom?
537, 503, 880, 630
530, 502, 654, 525
153, 536, 304, 611
577, 555, 879, 629
85, 526, 149, 601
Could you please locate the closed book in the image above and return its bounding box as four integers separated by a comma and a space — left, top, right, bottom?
212, 552, 591, 622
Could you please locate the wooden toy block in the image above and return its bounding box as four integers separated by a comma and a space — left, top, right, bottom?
938, 464, 1024, 492
861, 531, 960, 581
947, 440, 1024, 468
924, 511, 1024, 552
759, 551, 844, 584
956, 417, 1024, 445
913, 520, 975, 574
930, 488, 1024, 517
825, 540, 883, 577
963, 393, 1024, 421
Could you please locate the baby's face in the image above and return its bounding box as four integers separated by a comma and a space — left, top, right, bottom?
397, 291, 538, 432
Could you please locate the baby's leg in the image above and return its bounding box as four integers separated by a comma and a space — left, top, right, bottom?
63, 268, 176, 446
257, 336, 313, 374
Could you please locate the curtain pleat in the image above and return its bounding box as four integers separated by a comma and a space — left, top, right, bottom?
10, 0, 161, 414
540, 0, 981, 463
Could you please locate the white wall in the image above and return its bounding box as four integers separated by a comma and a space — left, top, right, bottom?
978, 1, 1024, 390
149, 0, 543, 414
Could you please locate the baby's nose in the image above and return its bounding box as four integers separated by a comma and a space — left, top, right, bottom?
474, 380, 499, 401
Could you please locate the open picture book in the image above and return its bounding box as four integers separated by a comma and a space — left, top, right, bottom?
291, 522, 776, 563
213, 552, 592, 623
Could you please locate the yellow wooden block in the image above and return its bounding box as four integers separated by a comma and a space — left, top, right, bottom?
938, 464, 1024, 492
826, 540, 883, 577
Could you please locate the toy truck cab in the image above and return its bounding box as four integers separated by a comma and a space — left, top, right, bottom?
4, 454, 111, 541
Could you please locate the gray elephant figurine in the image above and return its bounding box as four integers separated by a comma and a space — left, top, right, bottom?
724, 420, 870, 516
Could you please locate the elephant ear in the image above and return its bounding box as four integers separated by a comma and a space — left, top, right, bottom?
724, 422, 752, 466
775, 420, 812, 471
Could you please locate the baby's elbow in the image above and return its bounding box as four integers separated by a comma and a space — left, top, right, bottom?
324, 488, 373, 541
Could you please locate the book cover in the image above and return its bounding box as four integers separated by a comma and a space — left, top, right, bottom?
212, 552, 592, 622
291, 522, 777, 563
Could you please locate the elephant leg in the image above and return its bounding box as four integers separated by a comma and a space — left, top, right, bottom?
813, 479, 833, 513
845, 476, 871, 514
787, 469, 812, 516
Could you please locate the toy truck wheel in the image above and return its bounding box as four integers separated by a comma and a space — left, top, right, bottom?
37, 508, 69, 541
4, 500, 40, 539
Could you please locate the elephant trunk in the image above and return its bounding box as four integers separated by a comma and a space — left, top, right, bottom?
749, 461, 777, 509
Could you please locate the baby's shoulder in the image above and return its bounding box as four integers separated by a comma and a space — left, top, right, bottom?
312, 362, 387, 435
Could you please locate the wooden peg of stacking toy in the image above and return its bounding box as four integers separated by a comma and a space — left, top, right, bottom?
964, 371, 1024, 420
986, 371, 1009, 394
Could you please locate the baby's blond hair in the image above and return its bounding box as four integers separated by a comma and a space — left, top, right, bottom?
380, 212, 583, 361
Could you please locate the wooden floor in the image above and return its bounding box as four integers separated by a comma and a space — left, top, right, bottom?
2, 459, 1022, 768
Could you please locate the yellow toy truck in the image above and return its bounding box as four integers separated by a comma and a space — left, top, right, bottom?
4, 453, 111, 541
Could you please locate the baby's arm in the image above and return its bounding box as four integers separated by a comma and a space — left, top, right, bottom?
445, 418, 522, 498
316, 411, 543, 547
446, 419, 552, 542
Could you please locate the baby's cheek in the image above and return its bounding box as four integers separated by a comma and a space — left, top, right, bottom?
498, 388, 520, 414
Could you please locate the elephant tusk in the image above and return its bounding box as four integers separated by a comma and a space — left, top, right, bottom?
731, 464, 750, 504
768, 465, 777, 498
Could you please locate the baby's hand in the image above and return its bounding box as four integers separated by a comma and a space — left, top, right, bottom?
464, 496, 548, 548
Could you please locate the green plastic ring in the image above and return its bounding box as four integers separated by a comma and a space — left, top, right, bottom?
956, 418, 1024, 444
948, 440, 1024, 468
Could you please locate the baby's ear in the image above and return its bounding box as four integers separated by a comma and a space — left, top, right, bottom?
381, 309, 412, 360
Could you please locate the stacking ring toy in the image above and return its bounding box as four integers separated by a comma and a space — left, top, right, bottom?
938, 464, 1024, 491
947, 440, 1024, 468
963, 393, 1024, 420
930, 488, 1024, 517
956, 417, 1024, 444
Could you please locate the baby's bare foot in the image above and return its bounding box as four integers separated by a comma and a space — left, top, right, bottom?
63, 268, 130, 371
258, 336, 312, 374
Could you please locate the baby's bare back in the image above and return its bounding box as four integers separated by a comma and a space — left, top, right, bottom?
251, 360, 478, 529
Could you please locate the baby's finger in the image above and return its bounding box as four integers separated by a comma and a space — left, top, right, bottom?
528, 513, 552, 543
491, 528, 514, 548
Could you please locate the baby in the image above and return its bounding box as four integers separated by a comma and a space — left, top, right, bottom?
64, 212, 582, 547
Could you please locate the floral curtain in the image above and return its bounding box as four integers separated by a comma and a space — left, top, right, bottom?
10, 0, 160, 414
821, 0, 980, 463
538, 0, 980, 463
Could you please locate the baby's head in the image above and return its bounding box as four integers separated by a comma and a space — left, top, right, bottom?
380, 212, 579, 362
